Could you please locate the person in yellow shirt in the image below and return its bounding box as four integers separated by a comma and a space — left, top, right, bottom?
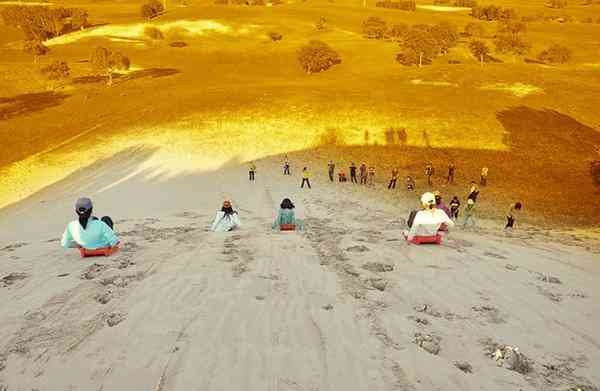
249, 162, 256, 181
301, 167, 311, 189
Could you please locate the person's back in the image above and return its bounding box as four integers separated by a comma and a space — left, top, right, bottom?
273, 198, 304, 230
211, 201, 241, 232
62, 218, 117, 250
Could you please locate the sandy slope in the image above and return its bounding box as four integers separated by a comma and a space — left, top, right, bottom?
1, 154, 599, 391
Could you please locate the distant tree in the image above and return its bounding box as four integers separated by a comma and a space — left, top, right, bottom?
141, 0, 164, 19
40, 60, 70, 89
471, 5, 517, 21
397, 27, 439, 66
297, 40, 341, 74
430, 21, 459, 54
388, 23, 409, 41
464, 22, 485, 37
469, 39, 489, 65
497, 20, 527, 37
90, 47, 130, 85
494, 34, 530, 62
537, 44, 572, 64
362, 17, 387, 39
1, 6, 87, 41
268, 31, 283, 41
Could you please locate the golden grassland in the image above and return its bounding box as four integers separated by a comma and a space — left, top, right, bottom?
0, 0, 599, 225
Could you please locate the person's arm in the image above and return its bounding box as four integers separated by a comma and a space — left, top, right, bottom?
61, 224, 76, 249
101, 222, 119, 248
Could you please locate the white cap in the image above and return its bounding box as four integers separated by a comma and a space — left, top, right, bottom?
467, 198, 474, 205
421, 192, 436, 207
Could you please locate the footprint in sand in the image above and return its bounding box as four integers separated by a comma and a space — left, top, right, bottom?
537, 274, 562, 284
414, 333, 441, 355
362, 262, 394, 273
346, 245, 370, 253
472, 305, 505, 324
537, 286, 563, 302
106, 313, 125, 327
80, 263, 110, 280
95, 290, 113, 304
0, 242, 29, 252
1, 272, 29, 288
483, 251, 508, 260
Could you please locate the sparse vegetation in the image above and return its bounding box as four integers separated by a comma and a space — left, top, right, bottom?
89, 47, 130, 86
470, 5, 517, 21
469, 40, 489, 65
464, 22, 485, 37
141, 0, 164, 19
537, 44, 572, 64
0, 5, 88, 41
375, 0, 416, 11
23, 40, 49, 57
297, 40, 341, 74
144, 26, 164, 40
362, 17, 387, 39
268, 31, 283, 41
315, 16, 328, 31
40, 60, 70, 89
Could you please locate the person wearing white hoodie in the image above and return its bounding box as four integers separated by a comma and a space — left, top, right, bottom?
406, 192, 454, 241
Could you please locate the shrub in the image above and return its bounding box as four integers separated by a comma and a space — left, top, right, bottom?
537, 44, 572, 63
41, 60, 70, 80
315, 16, 328, 31
1, 6, 87, 41
546, 0, 567, 8
464, 22, 485, 37
455, 0, 477, 6
471, 5, 517, 21
141, 0, 164, 19
144, 26, 164, 40
362, 16, 387, 39
23, 40, 49, 56
90, 47, 130, 85
169, 41, 187, 47
297, 40, 341, 74
430, 21, 458, 53
375, 0, 415, 10
268, 31, 283, 41
469, 39, 489, 64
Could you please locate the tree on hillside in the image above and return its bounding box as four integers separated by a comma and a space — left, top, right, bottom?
40, 60, 70, 90
362, 16, 387, 39
388, 23, 409, 42
397, 27, 439, 66
469, 40, 489, 65
90, 47, 130, 86
497, 20, 527, 37
297, 40, 341, 74
494, 34, 530, 62
430, 21, 459, 54
464, 22, 485, 37
141, 0, 164, 19
537, 44, 572, 64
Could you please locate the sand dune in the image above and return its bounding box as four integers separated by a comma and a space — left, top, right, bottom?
0, 152, 599, 390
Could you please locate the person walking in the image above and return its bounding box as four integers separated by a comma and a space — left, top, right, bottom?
449, 196, 460, 220
480, 166, 489, 186
462, 199, 476, 228
467, 181, 480, 202
359, 163, 368, 185
447, 163, 456, 184
349, 162, 358, 184
505, 202, 523, 229
249, 162, 256, 181
368, 166, 375, 186
406, 175, 415, 191
301, 167, 311, 189
327, 160, 335, 182
388, 168, 399, 190
283, 155, 290, 175
425, 162, 434, 186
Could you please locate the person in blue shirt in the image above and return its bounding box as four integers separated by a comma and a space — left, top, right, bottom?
272, 198, 304, 230
61, 198, 119, 250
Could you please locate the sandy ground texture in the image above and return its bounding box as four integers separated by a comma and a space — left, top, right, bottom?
1, 156, 599, 391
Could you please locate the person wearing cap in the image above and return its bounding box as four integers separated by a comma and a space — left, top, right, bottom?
406, 192, 454, 240
462, 198, 477, 228
272, 198, 304, 230
61, 198, 119, 250
434, 191, 452, 219
211, 200, 242, 232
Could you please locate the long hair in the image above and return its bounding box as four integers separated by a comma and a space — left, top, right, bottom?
280, 198, 295, 209
77, 208, 93, 229
221, 206, 236, 216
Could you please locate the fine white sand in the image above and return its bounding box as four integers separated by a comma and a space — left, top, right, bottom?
1, 154, 599, 391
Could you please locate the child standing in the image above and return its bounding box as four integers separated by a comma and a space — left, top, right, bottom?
449, 196, 460, 220
462, 199, 476, 228
283, 156, 290, 175
506, 202, 522, 229
249, 162, 256, 181
368, 166, 375, 186
301, 167, 311, 189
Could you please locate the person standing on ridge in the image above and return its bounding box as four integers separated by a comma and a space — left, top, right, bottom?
249, 162, 256, 181
328, 160, 335, 182
425, 162, 434, 186
359, 163, 368, 185
447, 162, 456, 184
480, 166, 489, 186
349, 162, 358, 184
301, 167, 311, 189
283, 155, 290, 175
388, 167, 399, 190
